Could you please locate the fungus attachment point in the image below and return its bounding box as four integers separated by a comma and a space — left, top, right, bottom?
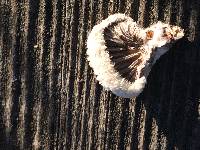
146, 30, 154, 40
87, 14, 184, 98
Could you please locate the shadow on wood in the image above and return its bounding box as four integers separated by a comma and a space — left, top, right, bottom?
135, 38, 200, 150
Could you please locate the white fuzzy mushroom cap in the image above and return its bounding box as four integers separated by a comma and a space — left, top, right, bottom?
87, 14, 184, 98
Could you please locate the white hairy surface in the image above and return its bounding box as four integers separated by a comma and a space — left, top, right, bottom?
87, 14, 184, 98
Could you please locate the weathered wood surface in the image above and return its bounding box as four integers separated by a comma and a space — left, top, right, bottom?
0, 0, 200, 149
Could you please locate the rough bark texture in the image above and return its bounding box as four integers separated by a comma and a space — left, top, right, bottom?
0, 0, 200, 150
